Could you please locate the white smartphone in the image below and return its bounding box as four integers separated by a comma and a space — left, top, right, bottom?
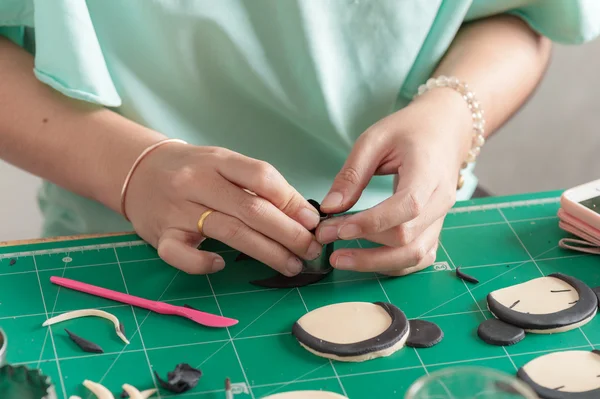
561, 178, 600, 231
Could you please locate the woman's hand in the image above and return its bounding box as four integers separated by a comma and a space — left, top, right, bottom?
316, 89, 474, 276
124, 143, 323, 276
313, 14, 552, 277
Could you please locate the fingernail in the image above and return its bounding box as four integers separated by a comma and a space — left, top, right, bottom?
318, 226, 339, 244
338, 224, 361, 240
321, 192, 343, 209
335, 256, 355, 270
286, 257, 303, 276
307, 241, 322, 260
212, 257, 225, 272
299, 207, 320, 230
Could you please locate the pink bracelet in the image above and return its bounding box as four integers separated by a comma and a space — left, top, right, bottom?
120, 138, 187, 221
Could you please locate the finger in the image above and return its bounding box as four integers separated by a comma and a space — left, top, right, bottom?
315, 214, 352, 244
320, 132, 387, 214
318, 185, 453, 247
200, 208, 305, 277
367, 188, 450, 247
157, 228, 225, 274
329, 218, 443, 274
191, 176, 322, 261
380, 240, 440, 277
333, 156, 441, 240
216, 152, 321, 230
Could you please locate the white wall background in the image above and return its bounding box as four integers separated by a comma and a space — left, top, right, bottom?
1, 39, 599, 241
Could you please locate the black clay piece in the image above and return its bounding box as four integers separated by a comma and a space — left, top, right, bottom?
250, 270, 331, 288
307, 199, 327, 218
307, 199, 330, 235
65, 329, 104, 353
477, 318, 525, 346
518, 365, 600, 399
487, 273, 598, 331
118, 322, 125, 337
8, 259, 16, 266
455, 267, 479, 284
592, 287, 600, 306
235, 252, 254, 262
292, 302, 408, 358
154, 363, 202, 394
183, 304, 198, 310
250, 198, 332, 289
406, 319, 444, 348
120, 389, 128, 398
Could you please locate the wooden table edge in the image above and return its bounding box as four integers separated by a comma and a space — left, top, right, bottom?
0, 231, 136, 247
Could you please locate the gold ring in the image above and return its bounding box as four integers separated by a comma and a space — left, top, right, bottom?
197, 209, 214, 236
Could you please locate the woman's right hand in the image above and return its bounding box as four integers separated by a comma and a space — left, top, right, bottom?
124, 142, 323, 276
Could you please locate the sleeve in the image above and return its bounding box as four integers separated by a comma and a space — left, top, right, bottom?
0, 0, 121, 107
0, 0, 33, 47
466, 0, 600, 44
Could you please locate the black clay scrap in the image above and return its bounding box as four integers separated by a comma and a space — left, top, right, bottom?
154, 363, 202, 394
65, 329, 104, 353
235, 252, 254, 262
456, 267, 479, 284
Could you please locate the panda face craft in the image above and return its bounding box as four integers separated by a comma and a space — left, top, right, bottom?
477, 273, 599, 346
517, 350, 600, 399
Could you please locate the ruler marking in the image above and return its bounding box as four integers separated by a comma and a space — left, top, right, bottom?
448, 197, 558, 214
0, 240, 148, 259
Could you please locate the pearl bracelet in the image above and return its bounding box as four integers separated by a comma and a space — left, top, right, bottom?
414, 75, 485, 189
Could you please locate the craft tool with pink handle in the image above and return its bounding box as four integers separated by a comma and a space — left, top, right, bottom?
49, 276, 238, 328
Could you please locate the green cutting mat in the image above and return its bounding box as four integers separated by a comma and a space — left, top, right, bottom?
1, 190, 599, 398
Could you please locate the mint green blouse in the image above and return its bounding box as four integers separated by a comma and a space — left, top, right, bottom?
1, 0, 599, 237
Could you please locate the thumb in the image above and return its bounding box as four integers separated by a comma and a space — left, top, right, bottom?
320, 134, 384, 214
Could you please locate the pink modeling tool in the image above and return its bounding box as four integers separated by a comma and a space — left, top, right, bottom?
50, 276, 238, 328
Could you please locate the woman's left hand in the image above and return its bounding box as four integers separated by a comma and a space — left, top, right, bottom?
316, 88, 474, 276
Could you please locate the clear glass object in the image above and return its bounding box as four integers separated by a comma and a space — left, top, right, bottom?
405, 366, 539, 399
0, 328, 6, 367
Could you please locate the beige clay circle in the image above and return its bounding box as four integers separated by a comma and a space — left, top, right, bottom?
296, 302, 393, 344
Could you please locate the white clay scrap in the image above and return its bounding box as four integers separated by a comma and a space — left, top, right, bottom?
121, 384, 157, 399
79, 380, 156, 399
140, 388, 157, 398
262, 391, 349, 399
43, 309, 129, 344
122, 384, 143, 399
83, 380, 114, 399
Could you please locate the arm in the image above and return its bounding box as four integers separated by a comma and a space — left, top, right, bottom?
0, 37, 322, 276
432, 14, 552, 139
0, 36, 166, 213
317, 14, 553, 275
